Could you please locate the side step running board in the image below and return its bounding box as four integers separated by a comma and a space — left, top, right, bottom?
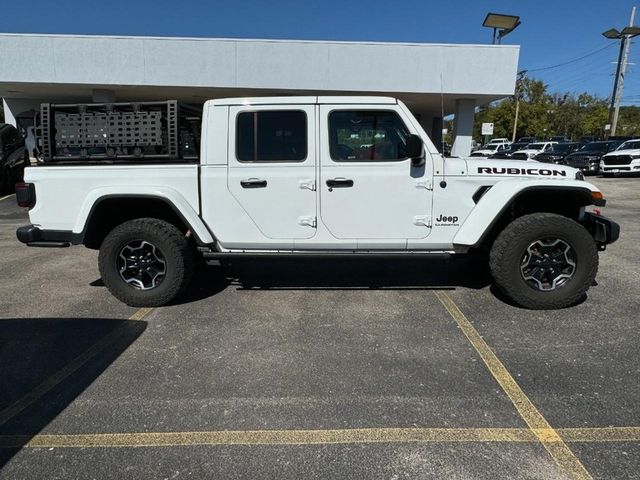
201, 250, 457, 259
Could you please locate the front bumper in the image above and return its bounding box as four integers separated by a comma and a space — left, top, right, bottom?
567, 162, 600, 173
16, 224, 81, 247
600, 162, 640, 173
581, 213, 620, 250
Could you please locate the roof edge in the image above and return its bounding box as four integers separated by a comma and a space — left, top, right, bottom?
0, 32, 520, 49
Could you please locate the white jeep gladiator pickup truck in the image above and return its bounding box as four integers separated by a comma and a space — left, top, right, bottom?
15, 96, 619, 309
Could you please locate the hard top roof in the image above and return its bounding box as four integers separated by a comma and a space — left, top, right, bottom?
206, 96, 398, 106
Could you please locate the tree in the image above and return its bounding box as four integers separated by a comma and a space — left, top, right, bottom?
472, 75, 612, 142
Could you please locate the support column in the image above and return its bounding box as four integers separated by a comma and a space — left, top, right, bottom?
409, 110, 443, 153
92, 89, 116, 103
451, 99, 475, 157
411, 111, 432, 134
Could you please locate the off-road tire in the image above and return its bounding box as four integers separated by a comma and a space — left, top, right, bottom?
489, 213, 598, 310
99, 218, 194, 307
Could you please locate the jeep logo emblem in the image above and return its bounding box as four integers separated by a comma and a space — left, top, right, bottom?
435, 214, 459, 224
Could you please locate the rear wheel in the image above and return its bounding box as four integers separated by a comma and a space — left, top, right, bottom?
99, 218, 194, 307
489, 213, 598, 309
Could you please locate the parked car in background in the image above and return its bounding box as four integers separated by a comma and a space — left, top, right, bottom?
550, 136, 571, 143
488, 137, 511, 145
564, 141, 621, 175
0, 124, 28, 193
600, 139, 640, 176
469, 143, 509, 157
511, 142, 557, 160
517, 136, 536, 143
579, 136, 598, 144
535, 142, 582, 164
489, 141, 530, 159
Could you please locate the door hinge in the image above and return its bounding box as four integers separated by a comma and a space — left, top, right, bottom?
413, 215, 432, 227
415, 180, 433, 190
298, 215, 317, 228
299, 179, 316, 191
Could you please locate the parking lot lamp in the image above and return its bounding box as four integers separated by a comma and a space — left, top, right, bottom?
482, 13, 521, 45
603, 7, 639, 136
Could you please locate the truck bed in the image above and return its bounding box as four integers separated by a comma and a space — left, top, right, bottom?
25, 164, 200, 233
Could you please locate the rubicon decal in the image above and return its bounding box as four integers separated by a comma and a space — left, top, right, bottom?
477, 167, 567, 176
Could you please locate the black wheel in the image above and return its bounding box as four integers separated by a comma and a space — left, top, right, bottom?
99, 218, 194, 307
489, 213, 598, 310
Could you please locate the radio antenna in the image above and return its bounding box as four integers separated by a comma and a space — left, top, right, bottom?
439, 73, 447, 188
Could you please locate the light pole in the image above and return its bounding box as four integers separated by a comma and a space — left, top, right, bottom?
603, 7, 640, 137
482, 13, 521, 45
511, 70, 527, 142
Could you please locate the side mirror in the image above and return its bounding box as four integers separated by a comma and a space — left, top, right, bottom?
405, 134, 425, 166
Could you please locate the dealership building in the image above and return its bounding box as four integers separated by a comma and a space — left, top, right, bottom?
0, 33, 519, 157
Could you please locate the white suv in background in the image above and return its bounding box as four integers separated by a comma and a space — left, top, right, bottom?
488, 138, 511, 145
600, 139, 640, 176
511, 142, 558, 160
469, 142, 510, 157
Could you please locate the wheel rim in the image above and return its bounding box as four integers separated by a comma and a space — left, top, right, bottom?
117, 240, 167, 290
520, 238, 576, 292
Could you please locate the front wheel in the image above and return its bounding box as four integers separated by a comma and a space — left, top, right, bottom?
99, 218, 194, 307
489, 213, 598, 309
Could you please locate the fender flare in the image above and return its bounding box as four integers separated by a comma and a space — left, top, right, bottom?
453, 180, 600, 247
74, 186, 215, 245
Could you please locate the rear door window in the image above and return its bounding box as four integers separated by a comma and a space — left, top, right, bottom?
236, 110, 307, 162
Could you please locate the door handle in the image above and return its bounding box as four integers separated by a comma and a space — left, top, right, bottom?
326, 178, 354, 189
240, 178, 267, 188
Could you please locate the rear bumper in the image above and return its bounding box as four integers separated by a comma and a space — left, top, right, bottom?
581, 213, 620, 249
16, 225, 81, 247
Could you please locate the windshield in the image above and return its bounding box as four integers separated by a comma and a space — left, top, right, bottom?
550, 144, 573, 153
481, 144, 499, 150
580, 142, 609, 152
526, 143, 546, 149
510, 143, 528, 150
618, 140, 640, 150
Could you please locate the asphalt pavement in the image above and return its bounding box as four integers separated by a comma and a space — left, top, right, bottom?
0, 175, 638, 479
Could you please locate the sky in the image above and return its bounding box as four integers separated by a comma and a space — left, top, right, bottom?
1, 0, 640, 104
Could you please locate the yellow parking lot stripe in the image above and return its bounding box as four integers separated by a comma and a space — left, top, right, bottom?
0, 194, 15, 202
434, 291, 592, 480
128, 307, 154, 321
0, 426, 638, 449
0, 428, 536, 448
561, 426, 640, 443
0, 308, 153, 427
